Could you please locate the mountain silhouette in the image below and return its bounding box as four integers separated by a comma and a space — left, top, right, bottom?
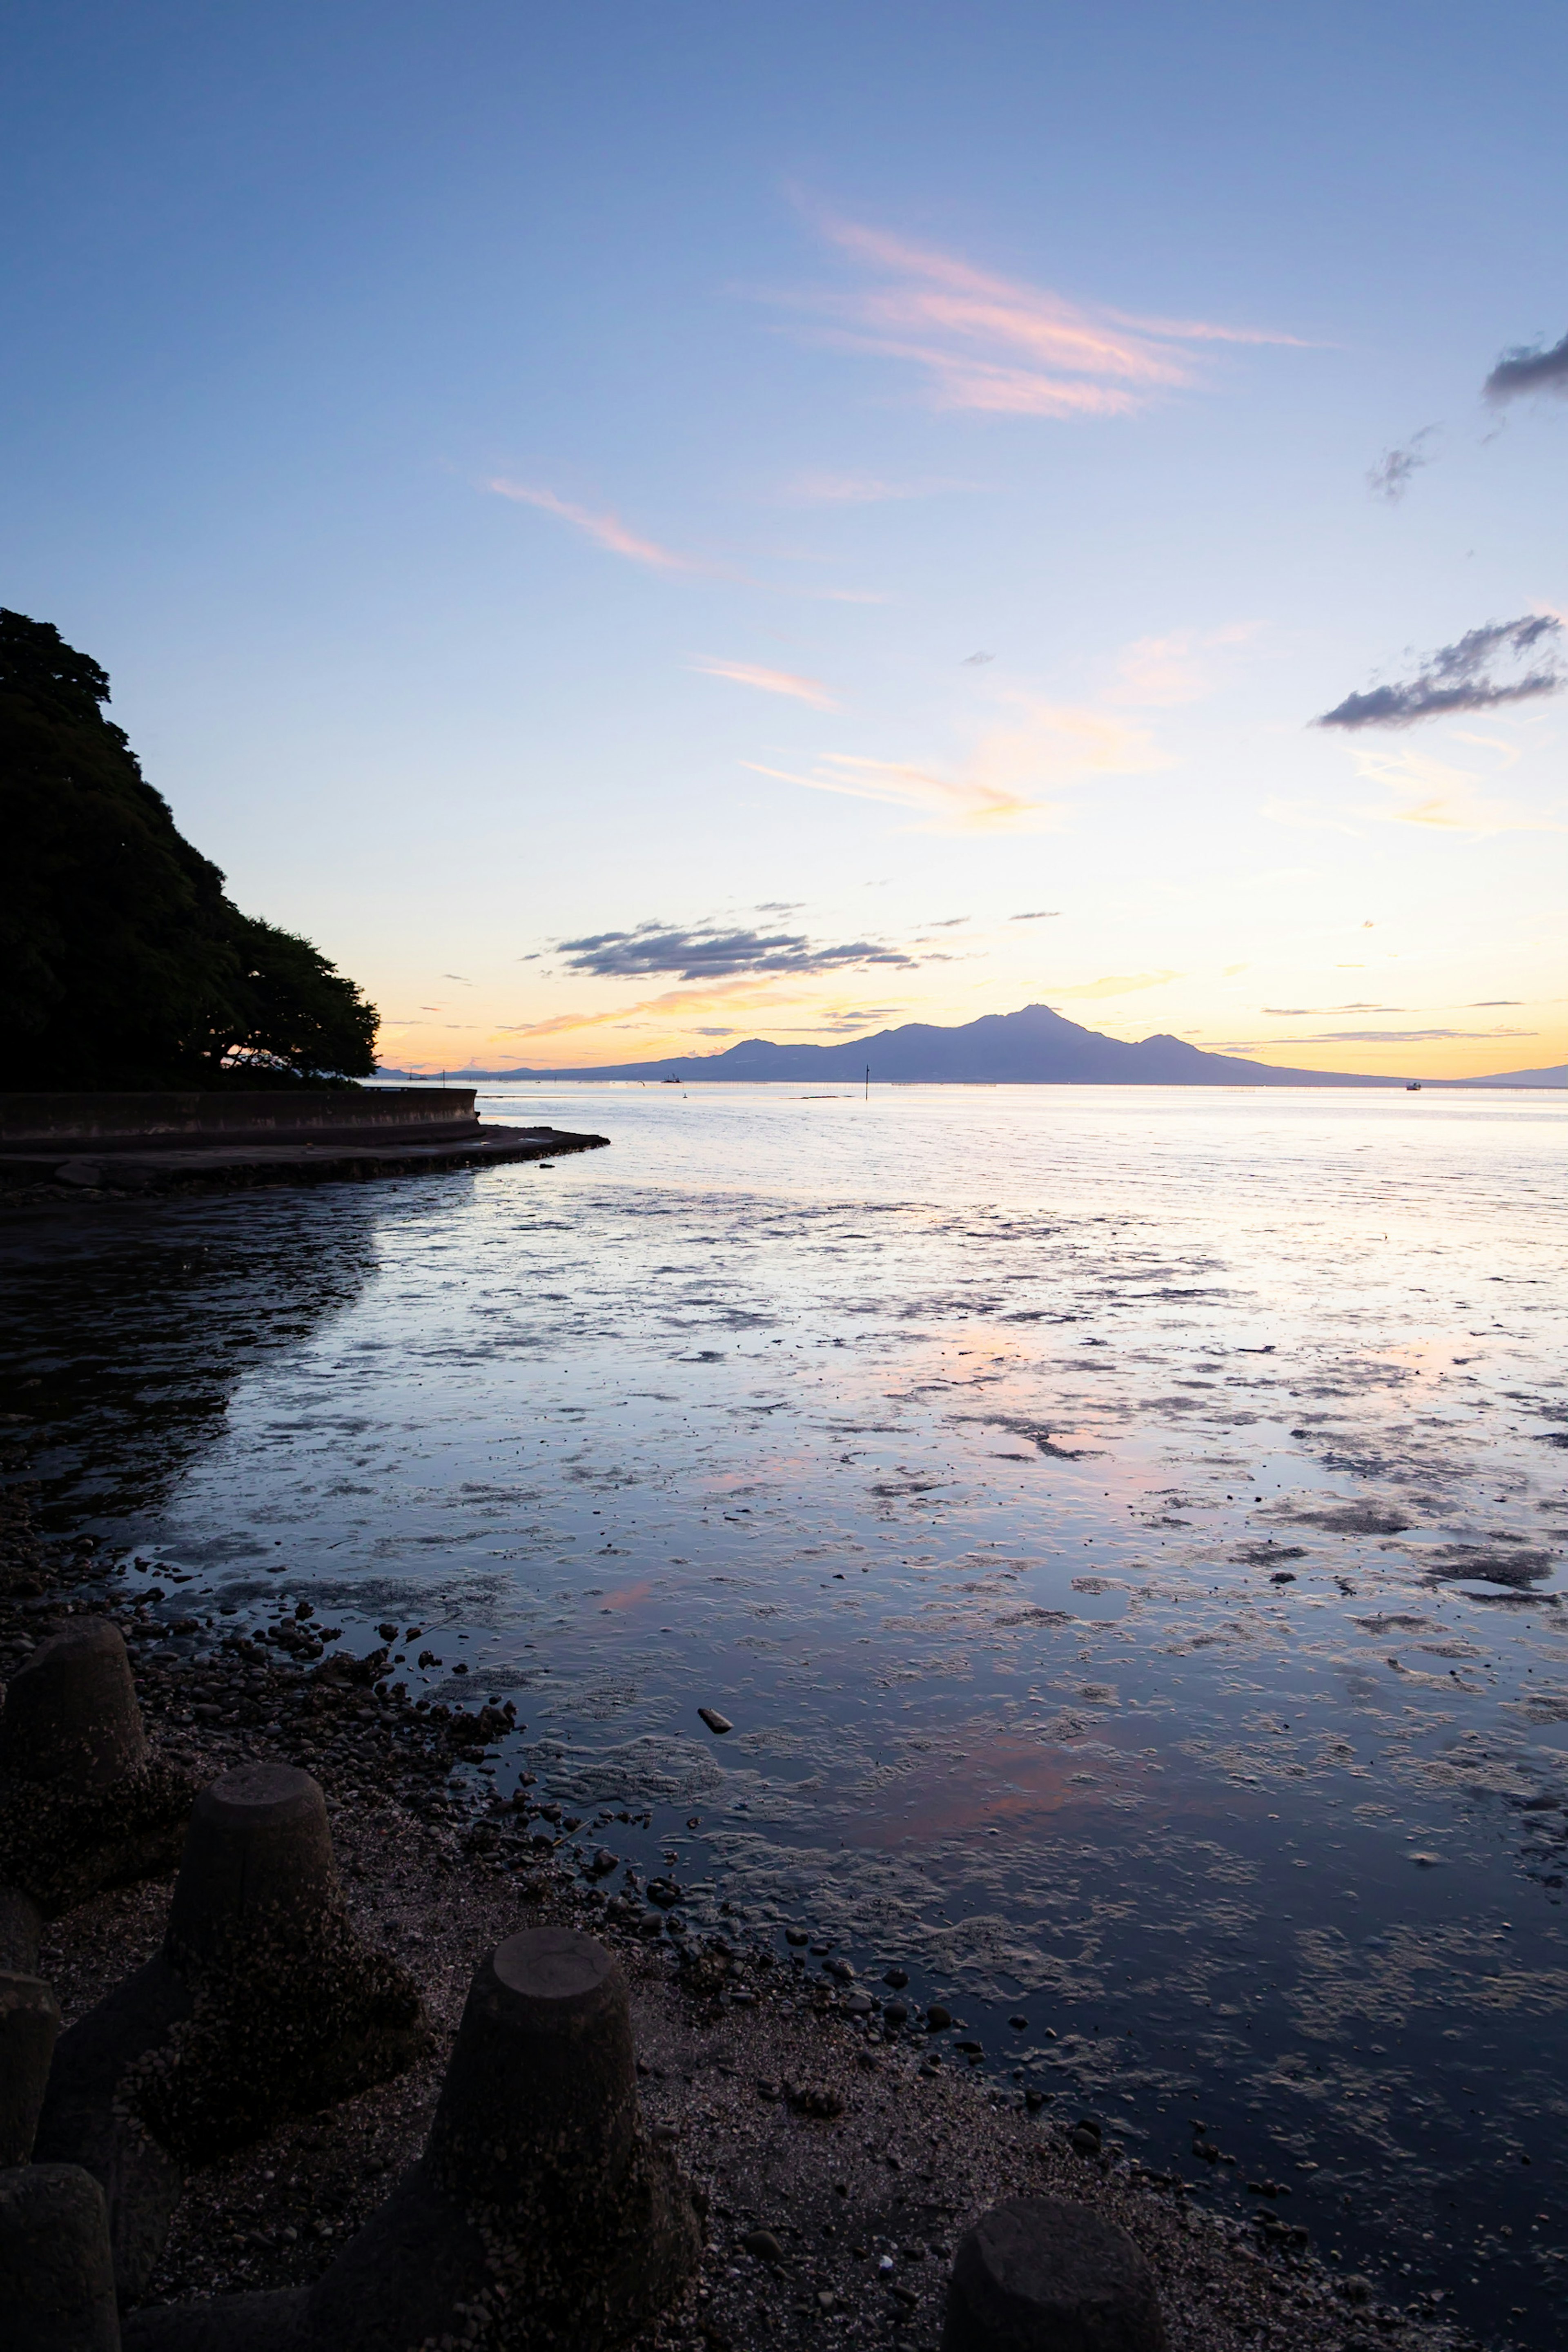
409, 1002, 1431, 1085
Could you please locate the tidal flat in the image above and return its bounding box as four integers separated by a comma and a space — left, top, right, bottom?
2, 1081, 1564, 2347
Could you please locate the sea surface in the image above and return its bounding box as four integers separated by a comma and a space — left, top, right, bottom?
4, 1082, 1566, 2344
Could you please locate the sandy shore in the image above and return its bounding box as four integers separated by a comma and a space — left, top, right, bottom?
1, 1487, 1481, 2352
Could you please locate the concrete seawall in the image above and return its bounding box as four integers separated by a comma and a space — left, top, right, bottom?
0, 1091, 607, 1199
0, 1089, 482, 1151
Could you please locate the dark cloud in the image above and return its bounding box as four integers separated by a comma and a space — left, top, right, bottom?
1314, 614, 1564, 730
1367, 425, 1437, 502
1483, 330, 1568, 404
554, 921, 918, 982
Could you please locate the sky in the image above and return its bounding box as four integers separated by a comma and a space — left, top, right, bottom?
4, 1, 1566, 1079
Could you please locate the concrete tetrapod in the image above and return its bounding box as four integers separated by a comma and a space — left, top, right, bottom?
0, 1883, 44, 1973
122, 1926, 704, 2352
0, 1619, 193, 1916
35, 1763, 428, 2303
0, 2163, 122, 2351
0, 1970, 62, 2164
940, 2196, 1168, 2352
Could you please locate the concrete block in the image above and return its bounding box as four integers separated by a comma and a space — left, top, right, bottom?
0, 2163, 121, 2350
0, 1621, 192, 1917
941, 2196, 1167, 2352
0, 1971, 62, 2165
36, 1765, 426, 2304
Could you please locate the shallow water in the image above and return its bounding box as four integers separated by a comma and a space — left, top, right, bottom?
4, 1082, 1566, 2343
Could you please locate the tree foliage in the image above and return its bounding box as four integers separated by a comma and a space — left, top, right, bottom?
0, 610, 377, 1088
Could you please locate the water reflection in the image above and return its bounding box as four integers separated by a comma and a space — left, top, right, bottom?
2, 1084, 1565, 2341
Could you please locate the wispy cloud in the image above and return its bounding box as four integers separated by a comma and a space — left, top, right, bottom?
1368, 426, 1439, 502
486, 479, 695, 571
1010, 908, 1061, 921
1316, 615, 1565, 729
1261, 1003, 1405, 1016
780, 471, 974, 504
760, 211, 1303, 419
1047, 971, 1179, 1000
747, 696, 1163, 833
1112, 624, 1256, 706
1348, 740, 1568, 834
692, 658, 839, 709
1484, 330, 1568, 404
553, 920, 916, 983
1235, 1028, 1535, 1045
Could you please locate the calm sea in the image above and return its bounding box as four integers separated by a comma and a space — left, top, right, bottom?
5, 1082, 1566, 2343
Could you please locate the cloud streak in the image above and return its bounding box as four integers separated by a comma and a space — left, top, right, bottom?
486, 479, 694, 571
781, 471, 974, 504
747, 696, 1163, 833
1315, 615, 1564, 729
1047, 972, 1179, 1000
1484, 330, 1568, 404
553, 921, 917, 983
762, 211, 1302, 419
692, 658, 839, 709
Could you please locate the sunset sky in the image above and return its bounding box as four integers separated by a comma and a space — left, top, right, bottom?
6, 3, 1566, 1077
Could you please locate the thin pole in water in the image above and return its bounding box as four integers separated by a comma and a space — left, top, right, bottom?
865, 1064, 870, 1100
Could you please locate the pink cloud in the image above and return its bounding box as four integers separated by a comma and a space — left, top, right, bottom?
692, 658, 839, 709
764, 212, 1302, 419
486, 479, 694, 571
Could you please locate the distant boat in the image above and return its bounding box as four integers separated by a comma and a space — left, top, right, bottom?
1406, 1081, 1421, 1091
662, 1075, 682, 1084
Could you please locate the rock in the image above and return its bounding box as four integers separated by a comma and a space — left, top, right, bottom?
927, 2004, 952, 2031
785, 1927, 809, 1947
940, 2195, 1167, 2352
788, 2084, 846, 2120
0, 2162, 121, 2351
824, 1957, 855, 1981
0, 1972, 62, 2165
742, 2228, 784, 2263
1008, 2015, 1028, 2031
884, 2001, 909, 2027
843, 1993, 873, 2018
697, 1707, 733, 1735
883, 1966, 909, 1989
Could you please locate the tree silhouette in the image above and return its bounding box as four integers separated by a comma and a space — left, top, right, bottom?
1, 610, 376, 1087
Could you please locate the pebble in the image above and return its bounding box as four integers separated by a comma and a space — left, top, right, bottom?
698, 1706, 733, 1734
882, 1966, 909, 1989
742, 2229, 784, 2263
926, 2003, 951, 2031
